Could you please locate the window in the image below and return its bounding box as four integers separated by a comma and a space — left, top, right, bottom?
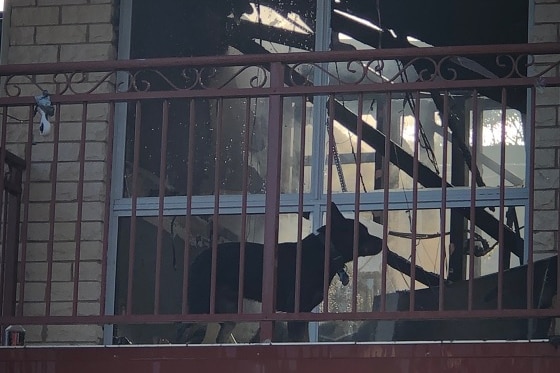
107, 0, 531, 344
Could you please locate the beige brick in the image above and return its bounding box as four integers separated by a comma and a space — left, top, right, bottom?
38, 0, 88, 5
56, 161, 105, 182
10, 26, 36, 46
79, 281, 101, 301
60, 122, 86, 141
58, 142, 81, 162
82, 201, 106, 221
52, 181, 76, 201
47, 301, 100, 316
530, 24, 559, 43
61, 4, 113, 24
58, 104, 87, 122
535, 127, 560, 148
27, 199, 52, 221
20, 325, 45, 344
77, 302, 101, 316
535, 106, 558, 127
25, 262, 72, 282
52, 222, 77, 241
29, 162, 52, 182
78, 261, 102, 281
534, 210, 559, 231
59, 42, 114, 61
535, 189, 557, 210
535, 86, 560, 106
7, 45, 59, 64
59, 102, 110, 122
27, 201, 53, 224
25, 242, 48, 262
50, 281, 74, 301
23, 302, 47, 317
55, 202, 78, 221
56, 161, 81, 181
28, 202, 52, 222
83, 181, 106, 201
53, 241, 104, 261
52, 242, 77, 261
533, 231, 556, 251
89, 23, 114, 42
58, 122, 108, 142
27, 221, 52, 241
52, 262, 74, 281
49, 302, 74, 316
11, 7, 60, 27
11, 0, 38, 6
87, 103, 112, 121
535, 148, 557, 168
31, 142, 54, 162
84, 161, 106, 181
54, 181, 109, 202
5, 123, 30, 144
45, 325, 102, 343
80, 241, 104, 261
85, 142, 107, 161
81, 221, 104, 240
29, 182, 53, 202
534, 168, 560, 189
23, 282, 46, 302
36, 25, 87, 44
87, 122, 110, 142
25, 262, 48, 281
535, 3, 560, 23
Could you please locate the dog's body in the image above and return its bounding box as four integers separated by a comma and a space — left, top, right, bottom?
184, 203, 381, 343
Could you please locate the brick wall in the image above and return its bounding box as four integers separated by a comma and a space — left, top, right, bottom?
530, 0, 560, 258
3, 0, 116, 344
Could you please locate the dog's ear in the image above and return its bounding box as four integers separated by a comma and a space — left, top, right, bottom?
330, 202, 345, 223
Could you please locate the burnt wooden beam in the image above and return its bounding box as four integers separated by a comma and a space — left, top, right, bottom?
387, 250, 441, 288
332, 101, 523, 259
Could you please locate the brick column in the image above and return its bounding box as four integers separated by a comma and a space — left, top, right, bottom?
530, 0, 560, 258
3, 0, 116, 344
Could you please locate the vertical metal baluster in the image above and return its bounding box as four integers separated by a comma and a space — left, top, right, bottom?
381, 93, 392, 313
72, 102, 88, 316
154, 100, 169, 314
126, 101, 142, 315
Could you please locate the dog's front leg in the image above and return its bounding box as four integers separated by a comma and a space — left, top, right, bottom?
216, 321, 237, 343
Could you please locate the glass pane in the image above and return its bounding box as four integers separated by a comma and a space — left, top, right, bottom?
280, 97, 314, 194
124, 1, 319, 197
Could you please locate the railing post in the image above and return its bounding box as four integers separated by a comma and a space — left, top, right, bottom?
261, 61, 284, 342
1, 165, 23, 318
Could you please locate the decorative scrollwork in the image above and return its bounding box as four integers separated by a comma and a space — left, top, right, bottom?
213, 65, 269, 89
289, 61, 372, 86
121, 65, 270, 92
1, 51, 558, 98
4, 74, 45, 97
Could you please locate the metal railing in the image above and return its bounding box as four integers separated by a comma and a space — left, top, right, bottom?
0, 43, 559, 344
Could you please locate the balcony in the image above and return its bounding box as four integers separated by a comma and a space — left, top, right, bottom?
1, 43, 560, 346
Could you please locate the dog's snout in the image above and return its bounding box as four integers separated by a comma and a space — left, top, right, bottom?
359, 234, 382, 256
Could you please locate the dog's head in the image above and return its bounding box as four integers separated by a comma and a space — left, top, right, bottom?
326, 202, 382, 261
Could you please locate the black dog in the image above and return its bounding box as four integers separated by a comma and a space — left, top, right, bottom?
183, 202, 381, 343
